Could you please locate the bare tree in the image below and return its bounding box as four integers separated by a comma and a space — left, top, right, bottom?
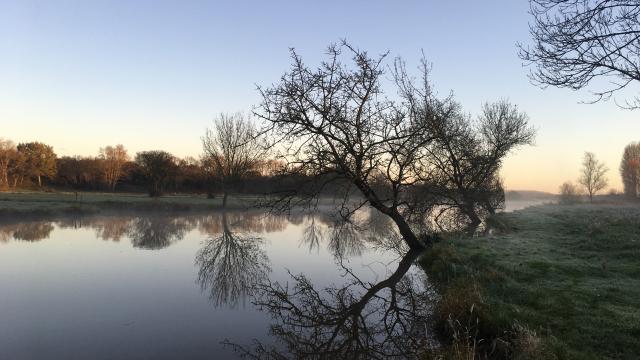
579, 151, 608, 202
424, 100, 534, 229
559, 181, 582, 204
202, 113, 263, 207
0, 138, 16, 190
99, 144, 129, 191
519, 0, 640, 108
255, 42, 533, 248
620, 142, 640, 197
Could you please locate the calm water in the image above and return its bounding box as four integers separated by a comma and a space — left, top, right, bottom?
0, 209, 432, 359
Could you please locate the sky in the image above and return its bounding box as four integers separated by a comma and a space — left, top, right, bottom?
1, 0, 639, 193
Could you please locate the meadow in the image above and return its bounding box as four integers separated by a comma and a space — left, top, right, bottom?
422, 204, 640, 359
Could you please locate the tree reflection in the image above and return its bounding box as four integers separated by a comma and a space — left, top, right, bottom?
0, 221, 55, 242
195, 212, 270, 308
197, 211, 287, 235
94, 217, 133, 241
300, 215, 324, 253
127, 216, 188, 249
226, 249, 432, 359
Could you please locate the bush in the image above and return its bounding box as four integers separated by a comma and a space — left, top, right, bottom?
558, 182, 581, 204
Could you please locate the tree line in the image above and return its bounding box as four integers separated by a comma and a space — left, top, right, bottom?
0, 137, 286, 197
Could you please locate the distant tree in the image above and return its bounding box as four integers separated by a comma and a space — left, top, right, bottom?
135, 151, 177, 197
255, 42, 533, 248
99, 144, 129, 191
56, 156, 104, 190
620, 142, 640, 198
175, 156, 206, 193
579, 152, 608, 202
16, 142, 57, 187
519, 0, 640, 108
8, 150, 27, 188
0, 138, 17, 190
559, 181, 581, 204
202, 113, 263, 207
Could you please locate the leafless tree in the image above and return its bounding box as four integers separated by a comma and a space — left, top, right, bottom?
255, 42, 533, 248
99, 144, 130, 191
422, 100, 534, 229
202, 113, 263, 207
0, 138, 16, 190
518, 0, 640, 108
620, 142, 640, 197
579, 151, 608, 202
559, 181, 582, 204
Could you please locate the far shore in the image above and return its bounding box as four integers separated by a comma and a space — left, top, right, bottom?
0, 191, 257, 219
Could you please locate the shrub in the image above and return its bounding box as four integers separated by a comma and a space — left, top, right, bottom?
558, 182, 581, 204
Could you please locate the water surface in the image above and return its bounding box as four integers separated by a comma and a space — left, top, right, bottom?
0, 209, 431, 359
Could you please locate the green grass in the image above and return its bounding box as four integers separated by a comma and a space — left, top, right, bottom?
0, 191, 255, 217
421, 204, 640, 359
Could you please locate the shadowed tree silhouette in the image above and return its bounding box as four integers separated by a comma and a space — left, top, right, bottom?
135, 150, 177, 197
423, 100, 534, 230
519, 0, 640, 108
256, 41, 533, 248
195, 212, 271, 308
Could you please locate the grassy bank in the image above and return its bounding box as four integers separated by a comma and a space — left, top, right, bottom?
422, 204, 640, 359
0, 191, 254, 218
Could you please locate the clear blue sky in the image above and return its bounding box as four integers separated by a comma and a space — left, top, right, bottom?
1, 0, 638, 192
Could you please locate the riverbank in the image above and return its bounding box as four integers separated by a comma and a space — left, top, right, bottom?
0, 191, 254, 219
422, 204, 640, 359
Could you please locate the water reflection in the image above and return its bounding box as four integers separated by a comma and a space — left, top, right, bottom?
0, 211, 288, 246
226, 249, 433, 359
0, 221, 55, 242
127, 216, 190, 249
195, 212, 270, 308
0, 209, 433, 359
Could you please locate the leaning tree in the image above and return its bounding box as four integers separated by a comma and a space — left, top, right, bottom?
519, 0, 640, 108
256, 42, 534, 248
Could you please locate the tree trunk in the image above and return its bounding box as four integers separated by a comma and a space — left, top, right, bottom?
353, 178, 426, 250
37, 175, 41, 187
222, 191, 228, 209
386, 209, 425, 249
